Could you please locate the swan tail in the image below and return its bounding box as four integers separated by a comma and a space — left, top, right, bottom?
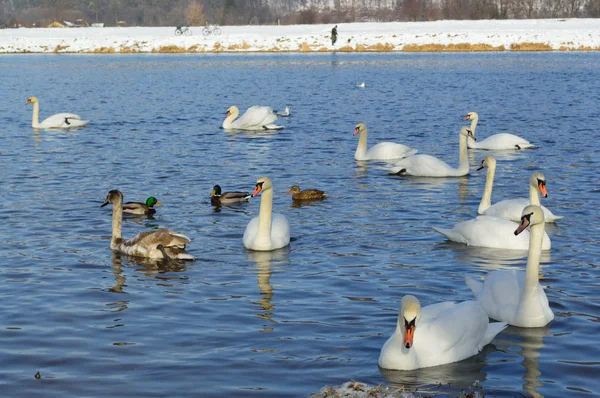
465, 276, 484, 297
263, 124, 284, 130
433, 226, 467, 244
481, 321, 508, 349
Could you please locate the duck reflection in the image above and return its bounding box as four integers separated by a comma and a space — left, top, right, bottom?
109, 251, 190, 294
493, 325, 551, 398
380, 344, 495, 395
245, 248, 290, 331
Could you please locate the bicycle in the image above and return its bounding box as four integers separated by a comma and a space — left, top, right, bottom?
202, 24, 221, 36
175, 26, 192, 36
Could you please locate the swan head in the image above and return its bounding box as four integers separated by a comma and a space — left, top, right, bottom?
530, 172, 548, 198
211, 185, 222, 197
477, 156, 496, 171
400, 295, 421, 349
460, 126, 475, 141
515, 205, 545, 235
354, 122, 366, 136
464, 111, 478, 121
226, 106, 239, 118
101, 189, 123, 207
146, 197, 162, 208
26, 96, 39, 105
252, 177, 272, 197
287, 185, 301, 194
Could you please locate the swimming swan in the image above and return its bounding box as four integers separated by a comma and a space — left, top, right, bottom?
386, 126, 474, 177
26, 96, 89, 128
222, 106, 283, 130
378, 295, 507, 370
276, 106, 290, 117
465, 112, 534, 150
465, 205, 554, 327
477, 157, 563, 222
243, 177, 290, 251
101, 190, 194, 260
354, 122, 417, 161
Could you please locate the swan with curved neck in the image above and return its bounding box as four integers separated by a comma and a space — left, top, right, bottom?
222, 105, 283, 131
465, 112, 534, 150
478, 157, 563, 222
243, 177, 290, 251
101, 190, 194, 260
466, 205, 554, 327
26, 96, 89, 128
386, 126, 473, 177
353, 122, 417, 161
378, 295, 507, 370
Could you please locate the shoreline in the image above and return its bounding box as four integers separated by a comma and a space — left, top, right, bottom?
1, 19, 599, 54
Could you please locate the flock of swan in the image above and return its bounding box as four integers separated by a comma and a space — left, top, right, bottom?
29, 95, 561, 374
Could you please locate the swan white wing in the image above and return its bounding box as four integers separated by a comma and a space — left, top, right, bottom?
483, 199, 563, 222
40, 113, 86, 128
470, 133, 534, 150
434, 216, 551, 250
234, 106, 277, 129
475, 270, 523, 323
388, 154, 460, 177
269, 213, 290, 250
243, 216, 260, 249
365, 142, 418, 161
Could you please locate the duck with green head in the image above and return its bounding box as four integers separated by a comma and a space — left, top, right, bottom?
211, 185, 252, 206
123, 196, 163, 215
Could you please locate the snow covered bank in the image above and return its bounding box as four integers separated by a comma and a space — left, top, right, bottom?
1, 19, 599, 54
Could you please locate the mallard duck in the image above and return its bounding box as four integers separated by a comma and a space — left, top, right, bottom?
123, 196, 163, 215
101, 190, 194, 260
287, 185, 327, 200
210, 185, 252, 206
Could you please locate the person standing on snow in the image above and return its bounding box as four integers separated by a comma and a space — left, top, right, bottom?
331, 25, 338, 46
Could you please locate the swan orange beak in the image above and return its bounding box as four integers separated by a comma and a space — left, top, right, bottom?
404, 324, 415, 349
252, 184, 263, 197
515, 214, 532, 235
26, 99, 32, 105
226, 110, 231, 117
464, 115, 470, 120
353, 127, 360, 136
539, 182, 548, 198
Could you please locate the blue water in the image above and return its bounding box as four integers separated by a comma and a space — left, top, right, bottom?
0, 52, 599, 397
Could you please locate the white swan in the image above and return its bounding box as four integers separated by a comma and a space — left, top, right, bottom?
466, 205, 554, 327
276, 106, 290, 117
101, 190, 194, 260
222, 106, 283, 130
465, 112, 534, 150
386, 126, 474, 177
478, 158, 563, 222
26, 96, 89, 128
354, 122, 417, 161
433, 213, 551, 250
243, 177, 290, 251
378, 295, 507, 370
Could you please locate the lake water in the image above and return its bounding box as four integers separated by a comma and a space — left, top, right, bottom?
0, 52, 599, 397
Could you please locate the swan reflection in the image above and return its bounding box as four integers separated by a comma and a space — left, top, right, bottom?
380, 344, 496, 395
109, 252, 190, 294
494, 325, 551, 398
245, 248, 290, 331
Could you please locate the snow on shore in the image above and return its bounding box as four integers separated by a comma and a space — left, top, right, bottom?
1, 19, 599, 54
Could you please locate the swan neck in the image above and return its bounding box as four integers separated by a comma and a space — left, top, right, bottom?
257, 189, 273, 241
524, 222, 544, 292
478, 163, 495, 213
222, 111, 237, 129
458, 133, 469, 173
32, 102, 40, 127
355, 129, 367, 159
467, 117, 478, 146
529, 183, 541, 206
111, 198, 123, 247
